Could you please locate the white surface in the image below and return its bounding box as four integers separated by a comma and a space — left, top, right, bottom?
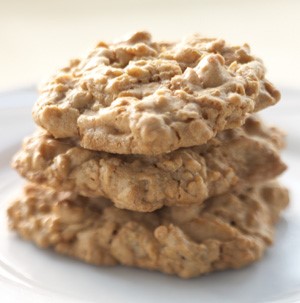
0, 88, 300, 303
1, 0, 300, 90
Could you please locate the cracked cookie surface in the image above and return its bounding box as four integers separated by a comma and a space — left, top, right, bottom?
7, 181, 289, 278
13, 116, 286, 212
32, 31, 280, 155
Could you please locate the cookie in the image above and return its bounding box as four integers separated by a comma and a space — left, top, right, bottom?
13, 116, 286, 212
7, 181, 289, 278
32, 31, 280, 155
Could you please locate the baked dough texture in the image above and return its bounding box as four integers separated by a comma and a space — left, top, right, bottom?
8, 31, 288, 279
32, 31, 280, 155
13, 116, 286, 212
7, 181, 289, 278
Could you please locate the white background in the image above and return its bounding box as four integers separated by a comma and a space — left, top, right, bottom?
0, 2, 300, 301
0, 0, 299, 91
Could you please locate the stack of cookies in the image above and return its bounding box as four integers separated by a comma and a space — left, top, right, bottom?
8, 32, 289, 278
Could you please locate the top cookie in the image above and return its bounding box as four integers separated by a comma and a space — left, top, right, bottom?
33, 31, 280, 155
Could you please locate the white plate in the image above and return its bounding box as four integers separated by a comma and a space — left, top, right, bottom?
0, 87, 300, 303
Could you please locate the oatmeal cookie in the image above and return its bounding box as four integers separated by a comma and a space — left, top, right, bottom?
7, 181, 289, 278
32, 31, 280, 155
13, 116, 286, 212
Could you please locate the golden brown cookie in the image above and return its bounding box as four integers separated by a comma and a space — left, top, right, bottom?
7, 181, 289, 278
13, 116, 286, 212
32, 31, 280, 155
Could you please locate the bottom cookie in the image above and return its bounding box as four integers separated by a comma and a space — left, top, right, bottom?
7, 182, 289, 278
